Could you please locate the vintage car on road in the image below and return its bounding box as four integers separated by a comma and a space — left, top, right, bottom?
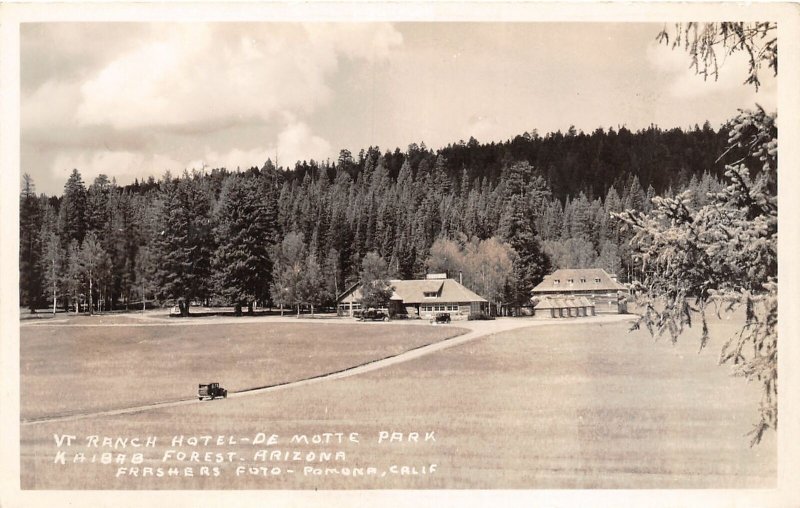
360, 309, 390, 321
198, 382, 228, 400
432, 312, 451, 324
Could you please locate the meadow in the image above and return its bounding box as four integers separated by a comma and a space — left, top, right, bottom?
20, 315, 463, 421
19, 314, 775, 489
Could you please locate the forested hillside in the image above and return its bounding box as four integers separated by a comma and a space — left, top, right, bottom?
20, 123, 736, 314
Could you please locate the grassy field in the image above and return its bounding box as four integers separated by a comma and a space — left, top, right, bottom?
19, 314, 775, 489
20, 315, 464, 420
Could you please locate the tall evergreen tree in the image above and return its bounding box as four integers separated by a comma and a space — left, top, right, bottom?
498, 162, 551, 312
212, 175, 274, 315
20, 174, 43, 311
153, 172, 215, 316
58, 169, 88, 247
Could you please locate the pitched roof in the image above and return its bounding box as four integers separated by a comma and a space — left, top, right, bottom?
531, 268, 628, 294
396, 278, 487, 304
337, 278, 487, 304
534, 296, 595, 309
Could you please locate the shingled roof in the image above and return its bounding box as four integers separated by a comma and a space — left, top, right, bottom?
338, 278, 487, 304
534, 296, 594, 309
531, 268, 628, 294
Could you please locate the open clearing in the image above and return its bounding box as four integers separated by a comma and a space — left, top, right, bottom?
21, 315, 464, 421
19, 313, 774, 489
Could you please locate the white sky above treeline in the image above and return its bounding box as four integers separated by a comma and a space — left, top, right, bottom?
21, 22, 777, 195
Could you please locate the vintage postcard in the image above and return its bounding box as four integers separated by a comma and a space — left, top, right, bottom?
2, 2, 799, 507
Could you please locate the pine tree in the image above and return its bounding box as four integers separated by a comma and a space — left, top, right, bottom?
153, 172, 214, 316
20, 174, 43, 311
86, 174, 112, 235
134, 245, 157, 311
212, 175, 274, 315
58, 169, 88, 247
498, 162, 551, 312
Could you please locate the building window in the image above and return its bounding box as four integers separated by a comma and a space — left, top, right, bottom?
554, 279, 560, 285
595, 278, 601, 283
424, 291, 437, 298
580, 277, 586, 283
567, 278, 574, 284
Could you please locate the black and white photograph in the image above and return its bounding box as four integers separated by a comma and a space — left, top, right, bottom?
2, 2, 799, 507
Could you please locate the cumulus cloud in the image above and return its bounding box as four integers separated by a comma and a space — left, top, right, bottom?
182, 121, 333, 171
271, 120, 333, 166
305, 23, 403, 62
47, 120, 334, 185
71, 23, 402, 132
50, 150, 190, 186
23, 22, 402, 193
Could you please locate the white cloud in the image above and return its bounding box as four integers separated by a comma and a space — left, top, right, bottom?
50, 150, 190, 186
188, 122, 333, 171
270, 121, 333, 166
304, 23, 404, 62
71, 24, 402, 132
22, 79, 82, 131
48, 121, 334, 186
24, 23, 400, 193
201, 147, 270, 172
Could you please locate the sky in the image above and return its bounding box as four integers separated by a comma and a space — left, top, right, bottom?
21, 22, 777, 196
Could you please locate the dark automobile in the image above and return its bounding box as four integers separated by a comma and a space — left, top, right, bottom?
360, 309, 389, 321
198, 382, 228, 400
432, 312, 451, 324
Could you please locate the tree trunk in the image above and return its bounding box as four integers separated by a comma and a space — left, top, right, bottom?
52, 261, 57, 316
179, 298, 189, 317
311, 304, 315, 317
247, 302, 254, 315
88, 270, 94, 316
142, 283, 146, 312
297, 305, 301, 317
234, 303, 242, 316
280, 303, 284, 316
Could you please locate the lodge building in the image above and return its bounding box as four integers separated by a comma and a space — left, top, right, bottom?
337, 273, 489, 320
531, 268, 630, 317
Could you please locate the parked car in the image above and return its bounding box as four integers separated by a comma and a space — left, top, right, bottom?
432, 312, 451, 324
360, 309, 389, 321
198, 382, 227, 400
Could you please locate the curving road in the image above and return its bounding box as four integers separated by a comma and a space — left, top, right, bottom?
21, 314, 636, 426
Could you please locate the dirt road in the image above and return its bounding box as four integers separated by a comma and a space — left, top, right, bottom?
21, 314, 635, 426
